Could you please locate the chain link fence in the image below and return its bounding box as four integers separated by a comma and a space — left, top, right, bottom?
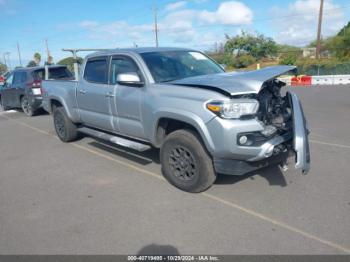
297, 62, 350, 75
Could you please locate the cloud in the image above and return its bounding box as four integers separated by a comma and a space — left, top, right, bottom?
165, 1, 187, 12
79, 19, 154, 46
271, 0, 345, 46
198, 1, 253, 25
0, 0, 18, 15
77, 1, 253, 48
79, 20, 100, 28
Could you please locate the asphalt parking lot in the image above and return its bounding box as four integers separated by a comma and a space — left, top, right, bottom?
0, 85, 349, 255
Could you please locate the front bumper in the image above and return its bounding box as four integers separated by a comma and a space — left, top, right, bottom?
214, 150, 293, 176
206, 91, 310, 176
288, 91, 310, 174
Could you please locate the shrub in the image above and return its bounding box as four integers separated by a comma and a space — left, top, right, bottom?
279, 53, 298, 65
233, 54, 256, 68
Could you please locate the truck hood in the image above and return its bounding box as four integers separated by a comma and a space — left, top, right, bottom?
169, 65, 296, 96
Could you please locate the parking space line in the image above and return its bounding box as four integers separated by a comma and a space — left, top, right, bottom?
310, 139, 350, 150
1, 114, 349, 254
202, 193, 350, 254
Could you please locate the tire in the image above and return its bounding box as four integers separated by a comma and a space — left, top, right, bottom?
21, 96, 35, 117
0, 97, 5, 111
160, 129, 216, 193
53, 106, 78, 142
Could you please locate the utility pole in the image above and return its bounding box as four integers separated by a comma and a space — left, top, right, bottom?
3, 53, 7, 68
316, 0, 324, 59
153, 5, 159, 47
17, 42, 23, 67
4, 52, 11, 70
45, 38, 51, 64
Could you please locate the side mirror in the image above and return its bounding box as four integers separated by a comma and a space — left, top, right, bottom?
117, 72, 144, 87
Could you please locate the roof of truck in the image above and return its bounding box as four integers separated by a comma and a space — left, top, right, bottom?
88, 47, 195, 58
14, 65, 67, 72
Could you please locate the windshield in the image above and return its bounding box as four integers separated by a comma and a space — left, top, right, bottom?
140, 51, 224, 83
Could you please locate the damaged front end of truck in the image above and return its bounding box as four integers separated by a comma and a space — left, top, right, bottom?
171, 65, 310, 175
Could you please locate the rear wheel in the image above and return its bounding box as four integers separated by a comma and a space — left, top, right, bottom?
160, 129, 216, 193
53, 106, 78, 142
21, 96, 35, 117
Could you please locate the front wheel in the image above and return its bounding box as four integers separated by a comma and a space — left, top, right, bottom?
160, 129, 216, 193
21, 96, 35, 117
53, 106, 78, 142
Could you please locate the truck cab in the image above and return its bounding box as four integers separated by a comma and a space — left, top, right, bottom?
42, 48, 310, 193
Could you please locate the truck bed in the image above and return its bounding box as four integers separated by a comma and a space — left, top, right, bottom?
42, 79, 78, 114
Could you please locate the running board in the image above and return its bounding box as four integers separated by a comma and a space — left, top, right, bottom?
78, 127, 151, 152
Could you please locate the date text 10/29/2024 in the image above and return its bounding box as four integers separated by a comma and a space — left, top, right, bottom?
128, 255, 220, 261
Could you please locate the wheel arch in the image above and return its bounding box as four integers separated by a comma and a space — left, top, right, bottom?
48, 96, 77, 121
152, 111, 215, 154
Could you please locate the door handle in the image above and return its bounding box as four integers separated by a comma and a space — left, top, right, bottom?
105, 92, 115, 98
79, 89, 86, 94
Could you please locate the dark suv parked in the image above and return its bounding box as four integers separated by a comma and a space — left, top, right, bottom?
0, 65, 73, 116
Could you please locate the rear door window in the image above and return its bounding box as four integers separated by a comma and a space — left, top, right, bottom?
49, 67, 73, 79
33, 67, 73, 80
13, 72, 20, 85
83, 58, 108, 84
13, 71, 26, 85
20, 72, 27, 83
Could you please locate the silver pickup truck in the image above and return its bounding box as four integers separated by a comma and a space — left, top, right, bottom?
42, 47, 310, 193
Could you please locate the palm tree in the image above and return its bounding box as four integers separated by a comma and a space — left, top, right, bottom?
34, 53, 41, 66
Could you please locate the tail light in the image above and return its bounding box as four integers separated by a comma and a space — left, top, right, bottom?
27, 79, 42, 88
27, 80, 43, 95
32, 80, 42, 88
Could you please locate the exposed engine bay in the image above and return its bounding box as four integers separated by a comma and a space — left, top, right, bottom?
257, 79, 292, 133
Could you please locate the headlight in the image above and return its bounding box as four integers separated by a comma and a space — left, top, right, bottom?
206, 99, 259, 119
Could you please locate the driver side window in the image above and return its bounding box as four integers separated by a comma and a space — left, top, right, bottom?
110, 56, 141, 85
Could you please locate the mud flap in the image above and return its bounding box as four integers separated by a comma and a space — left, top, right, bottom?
288, 91, 311, 175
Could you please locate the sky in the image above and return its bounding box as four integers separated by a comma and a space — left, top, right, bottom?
0, 0, 349, 67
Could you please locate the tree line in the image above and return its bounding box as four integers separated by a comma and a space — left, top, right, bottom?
207, 21, 350, 72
